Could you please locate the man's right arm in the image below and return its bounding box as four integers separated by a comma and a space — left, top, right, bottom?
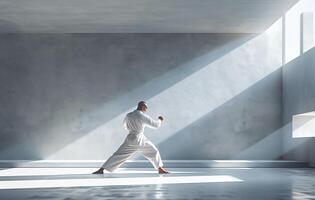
143, 114, 162, 129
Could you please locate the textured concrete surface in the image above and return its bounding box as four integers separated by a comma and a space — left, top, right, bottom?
0, 0, 298, 33
282, 48, 315, 167
0, 33, 252, 160
0, 168, 314, 200
0, 25, 283, 161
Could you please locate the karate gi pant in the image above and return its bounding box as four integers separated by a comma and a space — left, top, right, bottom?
102, 133, 163, 172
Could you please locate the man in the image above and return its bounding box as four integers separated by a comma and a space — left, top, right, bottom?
92, 101, 169, 174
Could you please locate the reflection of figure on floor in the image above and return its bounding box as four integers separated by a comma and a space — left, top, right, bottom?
93, 101, 169, 174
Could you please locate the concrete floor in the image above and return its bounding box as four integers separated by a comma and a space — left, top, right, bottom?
0, 168, 314, 200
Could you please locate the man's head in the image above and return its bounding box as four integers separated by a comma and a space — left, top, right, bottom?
137, 101, 148, 112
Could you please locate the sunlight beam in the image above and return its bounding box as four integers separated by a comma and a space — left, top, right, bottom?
47, 18, 282, 160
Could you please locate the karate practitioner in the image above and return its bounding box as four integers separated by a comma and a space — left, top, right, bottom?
92, 101, 169, 174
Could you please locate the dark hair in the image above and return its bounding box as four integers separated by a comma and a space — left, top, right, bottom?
137, 101, 148, 109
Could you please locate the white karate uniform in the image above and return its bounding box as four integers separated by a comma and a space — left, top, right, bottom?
102, 110, 163, 172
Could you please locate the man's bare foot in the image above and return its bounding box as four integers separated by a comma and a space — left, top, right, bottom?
158, 167, 169, 174
92, 168, 104, 174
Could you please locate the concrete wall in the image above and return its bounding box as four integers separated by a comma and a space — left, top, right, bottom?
282, 48, 315, 167
281, 0, 315, 167
0, 29, 282, 160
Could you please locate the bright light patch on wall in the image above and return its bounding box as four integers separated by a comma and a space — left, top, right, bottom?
301, 12, 314, 54
293, 111, 315, 138
0, 175, 242, 190
285, 0, 315, 63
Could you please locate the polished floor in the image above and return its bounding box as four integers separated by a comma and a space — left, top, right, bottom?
0, 168, 314, 200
